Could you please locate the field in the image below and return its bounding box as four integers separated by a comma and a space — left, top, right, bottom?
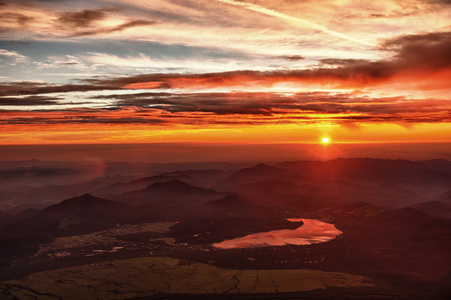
0, 256, 382, 300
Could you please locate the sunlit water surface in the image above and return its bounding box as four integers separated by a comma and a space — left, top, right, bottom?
213, 219, 342, 249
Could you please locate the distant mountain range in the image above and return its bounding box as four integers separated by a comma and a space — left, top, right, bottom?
1, 158, 451, 298
1, 158, 451, 268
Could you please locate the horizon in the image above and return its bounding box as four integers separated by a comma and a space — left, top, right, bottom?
1, 142, 451, 163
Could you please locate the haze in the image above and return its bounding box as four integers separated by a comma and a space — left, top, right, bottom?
1, 142, 451, 163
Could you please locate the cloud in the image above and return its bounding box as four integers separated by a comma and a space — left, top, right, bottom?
1, 28, 450, 97
0, 49, 28, 64
2, 29, 451, 96
0, 11, 33, 27
1, 90, 450, 127
111, 66, 389, 91
57, 9, 112, 28
382, 32, 451, 71
34, 55, 87, 69
0, 95, 61, 105
0, 81, 120, 96
215, 0, 376, 46
0, 30, 450, 128
88, 91, 451, 123
57, 8, 157, 37
319, 58, 369, 65
114, 30, 451, 91
277, 55, 305, 61
424, 0, 451, 5
67, 19, 157, 37
0, 4, 157, 39
79, 51, 274, 73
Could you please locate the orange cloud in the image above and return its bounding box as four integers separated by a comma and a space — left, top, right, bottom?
122, 82, 167, 89
114, 31, 451, 93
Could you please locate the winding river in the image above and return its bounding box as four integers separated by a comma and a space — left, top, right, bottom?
213, 218, 342, 249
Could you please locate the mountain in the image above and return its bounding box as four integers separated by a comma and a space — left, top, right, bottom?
0, 194, 146, 241
116, 180, 225, 206
237, 180, 303, 196
0, 174, 142, 212
0, 161, 103, 190
357, 183, 426, 209
93, 174, 183, 195
232, 178, 424, 209
169, 193, 301, 245
233, 180, 306, 206
220, 163, 300, 189
40, 194, 131, 219
0, 209, 39, 231
275, 158, 451, 196
0, 167, 81, 180
94, 169, 227, 195
411, 201, 451, 220
162, 169, 227, 186
419, 159, 451, 176
193, 194, 274, 219
0, 211, 12, 228
233, 163, 288, 178
1, 157, 451, 299
436, 189, 451, 204
336, 201, 386, 218
318, 205, 451, 284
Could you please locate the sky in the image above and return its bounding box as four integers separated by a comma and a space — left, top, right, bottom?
1, 0, 451, 145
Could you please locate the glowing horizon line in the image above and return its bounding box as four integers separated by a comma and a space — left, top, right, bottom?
216, 0, 377, 47
1, 140, 450, 146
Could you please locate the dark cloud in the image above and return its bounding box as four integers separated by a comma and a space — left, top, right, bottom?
319, 58, 369, 65
277, 55, 305, 61
1, 91, 450, 126
0, 95, 61, 105
68, 19, 157, 37
424, 0, 451, 5
1, 31, 450, 110
383, 31, 451, 69
92, 92, 283, 115
90, 31, 451, 89
0, 81, 120, 96
89, 91, 451, 122
57, 9, 112, 28
346, 10, 419, 19
385, 31, 451, 46
0, 12, 33, 26
307, 31, 451, 86
303, 31, 451, 84
1, 116, 169, 125
55, 8, 157, 37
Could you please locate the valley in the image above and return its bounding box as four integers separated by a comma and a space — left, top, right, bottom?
1, 158, 451, 299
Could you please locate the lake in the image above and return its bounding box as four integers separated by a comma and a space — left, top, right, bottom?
213, 218, 342, 249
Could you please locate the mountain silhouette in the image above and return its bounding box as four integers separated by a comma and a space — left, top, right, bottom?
411, 200, 451, 220
118, 180, 224, 206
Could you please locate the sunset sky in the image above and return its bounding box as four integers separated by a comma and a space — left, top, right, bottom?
1, 0, 451, 145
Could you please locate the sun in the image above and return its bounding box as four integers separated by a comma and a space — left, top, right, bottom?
322, 137, 330, 144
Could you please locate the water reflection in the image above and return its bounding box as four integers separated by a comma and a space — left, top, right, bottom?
213, 219, 342, 249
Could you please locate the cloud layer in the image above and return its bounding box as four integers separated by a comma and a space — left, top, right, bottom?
0, 0, 450, 143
